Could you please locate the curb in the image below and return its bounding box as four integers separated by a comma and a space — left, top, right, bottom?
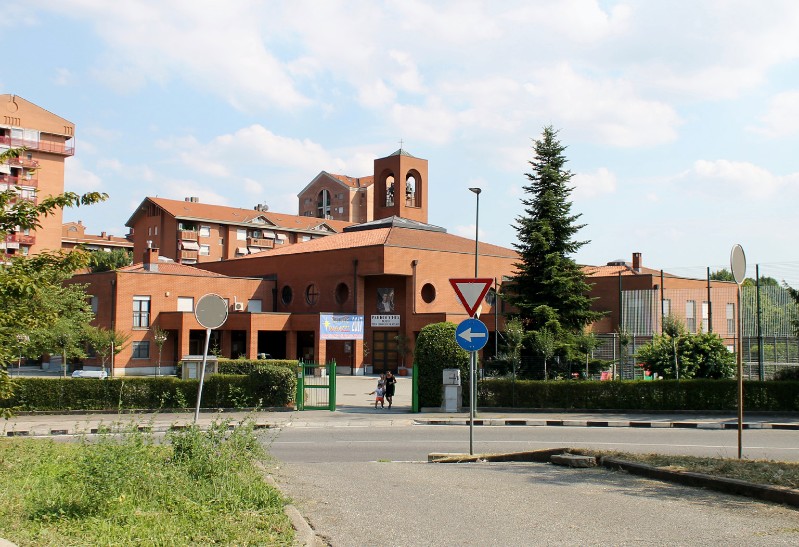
4, 422, 276, 438
413, 418, 799, 430
258, 464, 325, 547
428, 449, 799, 508
601, 457, 799, 508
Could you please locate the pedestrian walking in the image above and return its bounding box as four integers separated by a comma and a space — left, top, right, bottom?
369, 385, 385, 409
384, 370, 397, 408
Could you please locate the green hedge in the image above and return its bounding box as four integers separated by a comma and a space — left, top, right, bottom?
2, 365, 296, 412
478, 379, 799, 411
216, 358, 298, 375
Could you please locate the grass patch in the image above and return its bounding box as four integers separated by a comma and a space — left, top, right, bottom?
0, 417, 294, 546
582, 450, 799, 490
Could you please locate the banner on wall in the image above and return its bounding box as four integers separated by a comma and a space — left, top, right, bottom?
320, 314, 364, 340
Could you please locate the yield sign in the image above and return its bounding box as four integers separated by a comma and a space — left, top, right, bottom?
449, 278, 493, 317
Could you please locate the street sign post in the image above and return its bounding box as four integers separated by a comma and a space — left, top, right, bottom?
730, 244, 746, 459
456, 318, 489, 352
449, 278, 493, 317
194, 293, 229, 423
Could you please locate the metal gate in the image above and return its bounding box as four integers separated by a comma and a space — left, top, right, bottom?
296, 360, 337, 411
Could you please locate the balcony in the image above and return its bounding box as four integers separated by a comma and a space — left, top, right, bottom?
6, 233, 35, 245
247, 237, 274, 249
0, 135, 75, 156
6, 156, 39, 169
180, 250, 198, 262
0, 174, 38, 188
180, 230, 198, 241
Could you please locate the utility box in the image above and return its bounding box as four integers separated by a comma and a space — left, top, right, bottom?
181, 355, 219, 380
443, 369, 461, 386
442, 368, 462, 412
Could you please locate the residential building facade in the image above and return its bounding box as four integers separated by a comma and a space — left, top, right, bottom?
1, 94, 75, 259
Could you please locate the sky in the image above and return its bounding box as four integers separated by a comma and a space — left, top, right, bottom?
3, 0, 799, 282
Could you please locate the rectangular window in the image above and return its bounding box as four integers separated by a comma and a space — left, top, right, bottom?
727, 303, 735, 334
237, 228, 247, 241
132, 341, 150, 359
686, 300, 696, 333
177, 297, 194, 312
154, 226, 158, 235
199, 225, 211, 237
662, 299, 671, 318
219, 238, 224, 246
90, 296, 98, 314
199, 244, 210, 256
247, 299, 262, 312
133, 296, 151, 328
702, 301, 709, 332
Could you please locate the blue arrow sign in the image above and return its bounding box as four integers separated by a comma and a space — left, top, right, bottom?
456, 318, 489, 352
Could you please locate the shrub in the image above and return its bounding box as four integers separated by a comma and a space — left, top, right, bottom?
217, 358, 298, 375
415, 322, 469, 407
478, 378, 799, 411
1, 365, 295, 411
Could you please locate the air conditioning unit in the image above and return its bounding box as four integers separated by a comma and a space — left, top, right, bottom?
234, 302, 245, 311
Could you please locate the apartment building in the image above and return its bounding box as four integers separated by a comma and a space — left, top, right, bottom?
62, 221, 133, 253
125, 197, 352, 265
1, 94, 75, 258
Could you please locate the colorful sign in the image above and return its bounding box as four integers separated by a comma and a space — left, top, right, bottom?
319, 314, 364, 340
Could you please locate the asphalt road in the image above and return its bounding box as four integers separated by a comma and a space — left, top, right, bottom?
267, 423, 799, 546
267, 423, 799, 463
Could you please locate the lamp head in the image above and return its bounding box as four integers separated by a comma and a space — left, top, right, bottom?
468, 187, 482, 195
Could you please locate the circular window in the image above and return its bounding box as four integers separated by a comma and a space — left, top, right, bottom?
281, 286, 293, 305
305, 284, 320, 306
421, 283, 436, 303
335, 282, 349, 304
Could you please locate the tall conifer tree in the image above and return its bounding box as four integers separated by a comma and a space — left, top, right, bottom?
506, 126, 602, 333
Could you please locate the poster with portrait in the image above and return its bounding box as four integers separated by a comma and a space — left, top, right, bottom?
377, 288, 395, 313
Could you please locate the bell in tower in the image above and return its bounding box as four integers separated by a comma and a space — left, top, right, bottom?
372, 147, 428, 223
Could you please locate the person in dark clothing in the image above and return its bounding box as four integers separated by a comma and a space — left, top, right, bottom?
384, 370, 397, 408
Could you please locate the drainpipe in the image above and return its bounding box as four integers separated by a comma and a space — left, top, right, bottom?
352, 259, 358, 376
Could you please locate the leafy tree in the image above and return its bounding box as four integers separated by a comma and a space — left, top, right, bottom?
637, 315, 734, 379
506, 126, 603, 334
709, 268, 734, 282
86, 326, 130, 375
0, 146, 108, 403
87, 248, 133, 272
575, 331, 601, 378
152, 326, 168, 376
530, 328, 556, 380
789, 286, 799, 337
415, 322, 469, 407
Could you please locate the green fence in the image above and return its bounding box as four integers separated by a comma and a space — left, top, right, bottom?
295, 360, 337, 411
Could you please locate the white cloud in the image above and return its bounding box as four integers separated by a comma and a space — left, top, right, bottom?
690, 159, 798, 198
65, 158, 103, 192
525, 64, 681, 147
572, 167, 617, 200
53, 68, 73, 86
751, 91, 799, 138
452, 224, 486, 241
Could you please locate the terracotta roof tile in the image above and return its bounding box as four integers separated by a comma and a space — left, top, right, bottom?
131, 197, 352, 233
221, 225, 517, 261
327, 173, 374, 188
118, 262, 228, 277
582, 265, 662, 277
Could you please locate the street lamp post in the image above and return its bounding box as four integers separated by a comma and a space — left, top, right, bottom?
469, 188, 481, 277
468, 187, 481, 430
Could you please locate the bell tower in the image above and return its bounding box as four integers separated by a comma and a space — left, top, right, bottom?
372, 149, 428, 223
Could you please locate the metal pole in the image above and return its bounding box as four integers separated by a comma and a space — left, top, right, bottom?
737, 284, 743, 459
756, 264, 764, 381
469, 351, 475, 455
706, 267, 713, 333
468, 187, 481, 431
194, 328, 212, 423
